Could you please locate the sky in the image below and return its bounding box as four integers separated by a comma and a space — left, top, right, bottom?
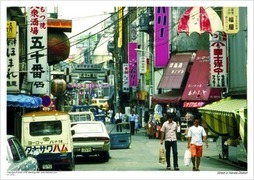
1, 1, 254, 180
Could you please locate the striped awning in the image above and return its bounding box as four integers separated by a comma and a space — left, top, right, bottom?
234, 107, 247, 151
198, 97, 247, 137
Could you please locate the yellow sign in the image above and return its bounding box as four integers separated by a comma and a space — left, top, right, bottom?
118, 7, 123, 48
7, 21, 17, 39
222, 7, 239, 34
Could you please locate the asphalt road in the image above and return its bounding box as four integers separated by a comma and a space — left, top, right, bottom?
72, 124, 248, 179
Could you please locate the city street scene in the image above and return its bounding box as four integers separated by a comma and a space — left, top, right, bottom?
3, 1, 253, 180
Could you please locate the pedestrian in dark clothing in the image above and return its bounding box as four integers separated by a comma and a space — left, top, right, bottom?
160, 112, 180, 171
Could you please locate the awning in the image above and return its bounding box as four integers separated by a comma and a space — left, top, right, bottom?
152, 90, 183, 104
7, 94, 42, 108
177, 7, 224, 35
198, 97, 247, 140
182, 50, 223, 105
158, 53, 192, 89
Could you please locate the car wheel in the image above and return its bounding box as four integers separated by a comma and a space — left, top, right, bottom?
101, 151, 110, 162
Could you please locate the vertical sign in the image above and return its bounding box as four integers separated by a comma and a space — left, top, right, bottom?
154, 7, 170, 68
27, 6, 48, 94
118, 7, 123, 48
7, 25, 19, 93
210, 41, 227, 88
122, 63, 129, 92
128, 42, 138, 87
139, 56, 147, 74
7, 21, 17, 39
222, 7, 239, 34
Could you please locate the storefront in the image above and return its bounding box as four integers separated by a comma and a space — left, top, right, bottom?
198, 97, 247, 150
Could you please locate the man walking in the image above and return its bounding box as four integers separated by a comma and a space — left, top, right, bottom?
160, 112, 180, 170
187, 116, 208, 171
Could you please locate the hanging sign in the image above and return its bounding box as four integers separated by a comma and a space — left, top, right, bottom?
210, 41, 227, 88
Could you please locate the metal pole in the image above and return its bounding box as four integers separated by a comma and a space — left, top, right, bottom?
135, 49, 154, 109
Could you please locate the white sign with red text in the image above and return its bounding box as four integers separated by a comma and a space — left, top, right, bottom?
210, 40, 227, 88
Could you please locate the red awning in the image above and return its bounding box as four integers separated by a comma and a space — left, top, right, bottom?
182, 50, 223, 104
152, 90, 183, 104
158, 53, 192, 89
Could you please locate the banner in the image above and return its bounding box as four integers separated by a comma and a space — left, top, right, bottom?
154, 7, 170, 68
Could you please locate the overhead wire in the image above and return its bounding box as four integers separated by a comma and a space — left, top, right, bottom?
27, 6, 214, 62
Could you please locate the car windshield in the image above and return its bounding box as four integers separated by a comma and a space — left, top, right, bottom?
30, 121, 62, 136
71, 123, 103, 133
69, 114, 91, 122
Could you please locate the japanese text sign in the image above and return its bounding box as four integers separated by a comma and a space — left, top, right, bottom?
128, 42, 138, 87
27, 6, 48, 83
210, 41, 227, 88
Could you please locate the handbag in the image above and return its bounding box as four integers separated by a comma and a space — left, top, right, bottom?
184, 149, 191, 166
159, 146, 166, 164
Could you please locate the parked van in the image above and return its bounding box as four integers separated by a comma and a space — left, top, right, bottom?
21, 111, 75, 171
90, 98, 109, 111
68, 111, 95, 122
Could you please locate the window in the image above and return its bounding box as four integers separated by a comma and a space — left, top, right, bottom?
30, 121, 62, 136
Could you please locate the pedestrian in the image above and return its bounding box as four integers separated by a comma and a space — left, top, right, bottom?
129, 110, 136, 135
114, 108, 123, 132
187, 116, 208, 171
160, 112, 180, 170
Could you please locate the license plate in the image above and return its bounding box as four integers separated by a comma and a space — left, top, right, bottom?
42, 164, 52, 169
81, 147, 92, 152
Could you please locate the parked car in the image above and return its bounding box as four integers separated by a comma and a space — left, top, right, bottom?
71, 121, 110, 162
69, 111, 95, 122
90, 98, 109, 111
108, 122, 132, 149
71, 105, 105, 123
7, 135, 38, 171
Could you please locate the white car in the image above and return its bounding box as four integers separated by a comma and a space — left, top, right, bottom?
7, 135, 38, 171
69, 111, 95, 122
71, 121, 110, 162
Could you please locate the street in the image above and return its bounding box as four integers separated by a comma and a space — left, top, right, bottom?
74, 123, 246, 173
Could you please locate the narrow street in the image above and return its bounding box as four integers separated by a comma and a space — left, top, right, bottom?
74, 123, 247, 174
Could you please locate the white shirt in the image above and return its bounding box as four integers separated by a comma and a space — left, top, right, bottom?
114, 112, 122, 120
187, 125, 207, 146
161, 121, 178, 141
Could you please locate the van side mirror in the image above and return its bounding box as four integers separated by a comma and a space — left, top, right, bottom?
71, 130, 75, 136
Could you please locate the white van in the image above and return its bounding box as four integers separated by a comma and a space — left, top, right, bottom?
21, 111, 75, 171
68, 111, 95, 122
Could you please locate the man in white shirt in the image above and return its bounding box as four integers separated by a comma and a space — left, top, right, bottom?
187, 116, 208, 171
114, 108, 123, 132
160, 112, 180, 170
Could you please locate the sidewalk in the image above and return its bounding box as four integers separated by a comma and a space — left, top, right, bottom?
135, 127, 247, 170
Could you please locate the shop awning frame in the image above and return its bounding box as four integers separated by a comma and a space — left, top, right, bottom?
152, 90, 183, 104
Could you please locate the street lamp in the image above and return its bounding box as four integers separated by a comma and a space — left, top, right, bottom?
135, 48, 154, 109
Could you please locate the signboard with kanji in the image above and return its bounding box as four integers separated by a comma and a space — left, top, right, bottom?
128, 42, 138, 87
222, 7, 239, 34
7, 21, 17, 39
7, 26, 19, 92
210, 41, 227, 88
27, 6, 48, 94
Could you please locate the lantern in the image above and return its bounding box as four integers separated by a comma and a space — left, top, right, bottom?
48, 30, 70, 65
51, 79, 67, 96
